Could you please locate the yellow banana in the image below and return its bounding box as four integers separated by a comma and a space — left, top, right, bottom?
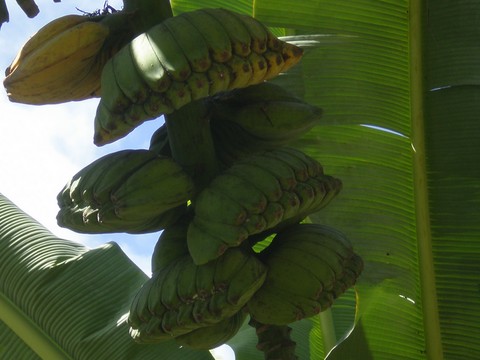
6, 14, 88, 74
4, 20, 110, 104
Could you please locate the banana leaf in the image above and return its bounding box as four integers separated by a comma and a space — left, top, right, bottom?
170, 0, 479, 359
1, 0, 480, 359
0, 193, 213, 360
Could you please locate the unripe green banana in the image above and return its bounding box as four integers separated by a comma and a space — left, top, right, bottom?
182, 9, 233, 63
148, 124, 172, 157
94, 8, 304, 146
187, 217, 249, 265
247, 223, 363, 325
128, 247, 267, 343
57, 149, 193, 234
204, 8, 252, 58
151, 215, 191, 274
175, 309, 248, 350
209, 82, 322, 159
112, 44, 150, 104
163, 14, 212, 73
188, 148, 341, 265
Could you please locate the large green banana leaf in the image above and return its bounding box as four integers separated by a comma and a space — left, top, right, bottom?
170, 0, 478, 359
0, 193, 214, 360
1, 0, 479, 359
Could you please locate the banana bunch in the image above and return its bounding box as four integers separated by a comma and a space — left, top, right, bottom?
94, 8, 304, 146
247, 224, 364, 325
128, 246, 267, 343
4, 14, 110, 104
56, 149, 194, 234
209, 82, 322, 166
175, 309, 247, 350
187, 147, 342, 265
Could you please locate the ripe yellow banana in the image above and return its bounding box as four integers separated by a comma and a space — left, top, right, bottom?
4, 18, 110, 104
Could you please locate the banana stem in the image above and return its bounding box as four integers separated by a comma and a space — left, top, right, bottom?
122, 0, 173, 33
164, 100, 220, 194
249, 318, 298, 360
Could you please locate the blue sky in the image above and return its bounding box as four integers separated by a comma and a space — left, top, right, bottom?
0, 0, 163, 276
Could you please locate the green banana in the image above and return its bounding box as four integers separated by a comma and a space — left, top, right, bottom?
94, 8, 304, 146
261, 202, 285, 229
195, 260, 216, 299
263, 50, 285, 80
57, 150, 193, 234
263, 150, 310, 182
188, 148, 343, 264
163, 14, 212, 73
276, 191, 301, 221
204, 8, 252, 57
160, 262, 184, 310
206, 62, 232, 94
176, 260, 199, 304
236, 13, 268, 54
112, 45, 149, 104
130, 32, 172, 92
181, 9, 233, 63
224, 162, 284, 202
175, 309, 247, 350
186, 72, 211, 100
247, 51, 269, 84
248, 224, 363, 325
143, 92, 174, 119
146, 23, 192, 82
128, 248, 267, 343
248, 285, 322, 325
305, 175, 343, 213
214, 81, 301, 104
263, 248, 336, 293
210, 119, 277, 166
226, 55, 254, 90
239, 152, 298, 191
149, 124, 171, 157
225, 253, 268, 307
275, 147, 324, 178
90, 150, 156, 204
213, 247, 251, 289
163, 80, 192, 110
151, 216, 190, 273
243, 214, 268, 235
98, 58, 130, 113
193, 187, 248, 225
146, 270, 168, 316
281, 38, 305, 70
261, 253, 324, 300
210, 83, 322, 144
209, 174, 268, 215
188, 217, 249, 265
291, 182, 316, 215
110, 156, 194, 221
273, 224, 354, 260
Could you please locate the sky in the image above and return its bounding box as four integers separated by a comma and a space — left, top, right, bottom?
0, 3, 236, 357
0, 0, 163, 275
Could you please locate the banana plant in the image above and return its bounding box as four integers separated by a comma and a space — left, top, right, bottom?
1, 0, 480, 359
